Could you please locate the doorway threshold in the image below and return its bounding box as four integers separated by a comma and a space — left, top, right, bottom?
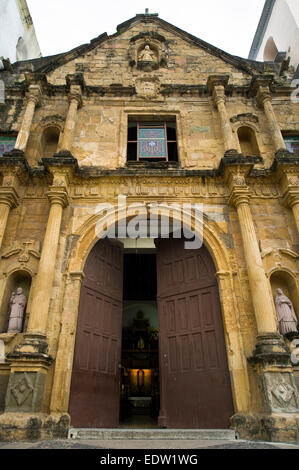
68, 428, 236, 440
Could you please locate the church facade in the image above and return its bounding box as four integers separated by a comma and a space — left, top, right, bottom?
0, 13, 299, 442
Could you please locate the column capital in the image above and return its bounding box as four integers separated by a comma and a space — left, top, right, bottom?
283, 189, 299, 209
256, 89, 272, 109
68, 87, 82, 108
66, 73, 84, 108
0, 187, 19, 209
25, 83, 43, 107
47, 187, 70, 208
249, 75, 274, 108
228, 186, 251, 208
207, 74, 229, 95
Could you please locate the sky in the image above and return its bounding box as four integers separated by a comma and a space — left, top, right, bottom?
27, 0, 265, 60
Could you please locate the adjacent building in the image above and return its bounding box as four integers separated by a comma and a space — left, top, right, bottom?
0, 0, 41, 65
249, 0, 299, 73
0, 11, 299, 442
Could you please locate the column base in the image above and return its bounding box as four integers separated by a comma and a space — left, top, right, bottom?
249, 332, 299, 416
11, 332, 50, 357
0, 412, 70, 442
231, 412, 299, 443
251, 332, 290, 361
4, 334, 53, 414
2, 149, 25, 159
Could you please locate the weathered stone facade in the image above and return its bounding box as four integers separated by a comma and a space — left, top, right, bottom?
0, 13, 299, 442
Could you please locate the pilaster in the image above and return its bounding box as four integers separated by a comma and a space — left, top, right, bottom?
207, 75, 237, 152
252, 75, 286, 153
57, 74, 83, 154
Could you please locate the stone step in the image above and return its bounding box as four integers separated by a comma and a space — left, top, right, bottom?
68, 428, 236, 440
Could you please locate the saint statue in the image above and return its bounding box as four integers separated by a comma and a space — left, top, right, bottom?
274, 288, 298, 335
137, 336, 145, 350
138, 45, 155, 62
7, 287, 27, 333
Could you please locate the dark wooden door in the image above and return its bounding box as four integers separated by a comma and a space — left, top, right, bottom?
69, 238, 123, 428
156, 238, 234, 428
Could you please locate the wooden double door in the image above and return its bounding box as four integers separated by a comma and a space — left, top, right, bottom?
68, 238, 234, 428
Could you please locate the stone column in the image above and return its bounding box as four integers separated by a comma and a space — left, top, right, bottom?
228, 174, 278, 336
25, 180, 70, 343
58, 75, 83, 154
0, 163, 26, 251
208, 76, 237, 153
254, 77, 286, 153
0, 188, 19, 251
14, 84, 41, 153
50, 272, 84, 413
223, 157, 299, 442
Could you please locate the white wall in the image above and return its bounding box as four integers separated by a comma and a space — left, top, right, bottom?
0, 0, 41, 63
256, 0, 299, 69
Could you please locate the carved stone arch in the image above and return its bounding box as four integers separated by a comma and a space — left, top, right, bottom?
68, 207, 231, 274
65, 207, 249, 408
231, 120, 260, 135
29, 115, 65, 163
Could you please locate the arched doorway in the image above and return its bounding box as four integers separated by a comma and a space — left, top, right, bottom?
68, 235, 234, 428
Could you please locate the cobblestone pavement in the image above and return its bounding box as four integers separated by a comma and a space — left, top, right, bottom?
0, 439, 298, 449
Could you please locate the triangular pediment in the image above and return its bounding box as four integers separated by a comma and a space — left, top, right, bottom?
14, 14, 274, 86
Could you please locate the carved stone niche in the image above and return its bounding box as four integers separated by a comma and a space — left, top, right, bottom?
0, 270, 32, 335
260, 241, 299, 278
128, 31, 169, 72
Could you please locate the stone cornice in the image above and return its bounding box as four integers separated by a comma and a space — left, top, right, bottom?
206, 75, 230, 95
5, 79, 296, 101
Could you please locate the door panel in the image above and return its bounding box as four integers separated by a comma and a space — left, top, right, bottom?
69, 238, 123, 428
156, 238, 234, 428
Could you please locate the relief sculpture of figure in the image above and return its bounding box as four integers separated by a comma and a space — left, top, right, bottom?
274, 288, 298, 335
138, 45, 155, 62
7, 287, 27, 333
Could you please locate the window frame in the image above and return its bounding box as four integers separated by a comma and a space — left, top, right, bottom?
127, 120, 178, 162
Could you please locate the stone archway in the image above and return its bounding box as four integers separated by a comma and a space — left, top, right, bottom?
50, 210, 251, 421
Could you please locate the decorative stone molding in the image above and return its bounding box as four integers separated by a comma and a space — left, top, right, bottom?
2, 240, 41, 265
266, 373, 299, 413
135, 75, 160, 99
230, 114, 259, 124
10, 372, 34, 407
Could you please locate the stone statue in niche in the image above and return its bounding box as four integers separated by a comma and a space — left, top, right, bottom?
274, 288, 298, 335
137, 336, 145, 350
7, 287, 27, 333
138, 44, 155, 62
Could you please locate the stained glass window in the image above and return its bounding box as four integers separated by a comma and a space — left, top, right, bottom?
138, 126, 167, 158
127, 121, 178, 162
284, 136, 299, 155
0, 136, 16, 156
